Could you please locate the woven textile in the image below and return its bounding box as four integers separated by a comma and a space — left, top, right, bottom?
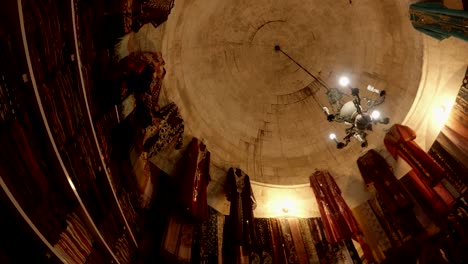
178, 137, 211, 221
142, 102, 184, 157
54, 213, 94, 264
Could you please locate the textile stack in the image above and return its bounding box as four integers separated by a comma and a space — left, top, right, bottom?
429, 140, 467, 198
36, 65, 83, 146
53, 213, 95, 264
0, 40, 74, 245
434, 67, 468, 171
22, 0, 69, 84
0, 118, 72, 244
115, 234, 132, 263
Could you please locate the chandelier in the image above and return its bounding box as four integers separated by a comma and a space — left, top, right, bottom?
275, 45, 390, 149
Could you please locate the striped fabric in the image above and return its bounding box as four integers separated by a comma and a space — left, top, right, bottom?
298, 218, 319, 264
288, 218, 308, 264
54, 213, 94, 264
254, 217, 361, 264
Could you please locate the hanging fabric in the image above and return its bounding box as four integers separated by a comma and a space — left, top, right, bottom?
309, 170, 375, 263
409, 2, 468, 41
357, 150, 424, 241
142, 102, 184, 157
357, 149, 413, 215
384, 124, 455, 214
384, 124, 446, 187
224, 168, 258, 263
309, 170, 360, 244
177, 137, 211, 221
352, 201, 391, 263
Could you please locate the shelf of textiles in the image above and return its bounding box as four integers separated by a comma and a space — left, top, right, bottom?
102, 0, 134, 38
73, 8, 179, 239
23, 0, 139, 250
429, 141, 468, 198
0, 63, 113, 264
0, 190, 62, 264
108, 160, 142, 239
92, 105, 161, 239
1, 181, 117, 264
73, 0, 141, 120
73, 0, 148, 246
95, 108, 142, 237
21, 0, 77, 88
52, 211, 116, 264
58, 125, 137, 248
0, 20, 74, 259
24, 37, 138, 260
4, 2, 134, 263
73, 0, 111, 118
74, 0, 167, 118
21, 0, 85, 148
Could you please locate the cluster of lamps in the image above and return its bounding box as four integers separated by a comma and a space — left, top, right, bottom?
274, 45, 390, 149
324, 76, 389, 149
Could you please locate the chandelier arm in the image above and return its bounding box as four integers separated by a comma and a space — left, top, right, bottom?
352, 94, 363, 115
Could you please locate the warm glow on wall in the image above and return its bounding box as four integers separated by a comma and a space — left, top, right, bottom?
277, 199, 295, 215
431, 101, 454, 131
263, 191, 313, 218
433, 105, 451, 124
250, 183, 321, 218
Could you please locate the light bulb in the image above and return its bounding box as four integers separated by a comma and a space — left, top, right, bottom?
329, 133, 337, 140
339, 76, 350, 87
371, 110, 381, 120
367, 85, 380, 94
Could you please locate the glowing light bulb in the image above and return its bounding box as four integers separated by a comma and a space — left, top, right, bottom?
329, 133, 337, 140
371, 110, 381, 120
339, 76, 350, 87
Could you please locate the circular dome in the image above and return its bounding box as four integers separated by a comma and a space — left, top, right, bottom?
163, 0, 423, 185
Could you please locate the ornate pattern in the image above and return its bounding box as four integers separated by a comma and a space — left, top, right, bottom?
357, 149, 413, 215
384, 124, 446, 187
309, 170, 361, 244
409, 2, 468, 41
142, 102, 184, 157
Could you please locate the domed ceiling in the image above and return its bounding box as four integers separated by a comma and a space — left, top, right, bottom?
162, 0, 423, 187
